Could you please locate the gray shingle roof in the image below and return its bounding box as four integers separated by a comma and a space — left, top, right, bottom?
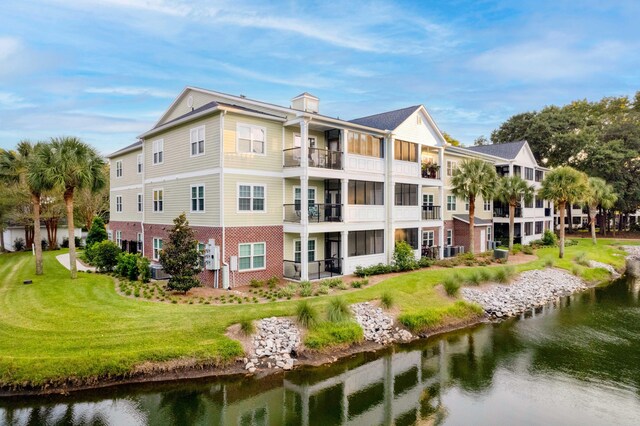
453, 215, 493, 226
157, 101, 284, 129
107, 140, 142, 158
464, 140, 527, 160
349, 105, 421, 131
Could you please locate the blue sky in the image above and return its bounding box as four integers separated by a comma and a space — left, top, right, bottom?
1, 0, 639, 153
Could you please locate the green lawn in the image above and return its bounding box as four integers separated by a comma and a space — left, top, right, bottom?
0, 238, 634, 388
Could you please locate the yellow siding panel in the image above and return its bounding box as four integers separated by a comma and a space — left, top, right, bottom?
161, 89, 217, 124
223, 113, 284, 171
110, 149, 142, 187
223, 174, 283, 227
110, 188, 142, 222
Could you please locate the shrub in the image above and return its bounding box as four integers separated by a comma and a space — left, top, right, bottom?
336, 282, 349, 290
393, 240, 419, 271
542, 229, 558, 246
442, 276, 461, 296
92, 240, 121, 272
249, 279, 264, 288
380, 292, 394, 309
574, 252, 589, 266
239, 318, 255, 336
277, 283, 297, 299
466, 273, 481, 286
478, 269, 493, 282
418, 257, 435, 268
13, 238, 25, 251
266, 276, 279, 289
565, 239, 578, 247
138, 256, 151, 283
86, 217, 108, 249
572, 265, 582, 276
354, 263, 396, 277
511, 244, 523, 254
299, 281, 313, 297
435, 258, 456, 268
115, 252, 140, 281
494, 266, 516, 284
160, 213, 201, 294
304, 321, 363, 349
351, 278, 368, 288
327, 297, 351, 322
522, 245, 534, 255
296, 301, 318, 328
323, 277, 343, 288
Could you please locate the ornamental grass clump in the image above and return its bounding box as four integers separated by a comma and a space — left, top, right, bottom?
327, 297, 351, 323
239, 318, 255, 336
442, 276, 461, 296
380, 292, 394, 309
299, 281, 313, 297
296, 301, 318, 328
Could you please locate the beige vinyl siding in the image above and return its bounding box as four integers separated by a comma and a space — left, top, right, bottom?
161, 89, 217, 125
283, 178, 326, 204
144, 114, 221, 180
223, 112, 284, 171
223, 174, 283, 227
393, 110, 441, 147
110, 149, 143, 187
283, 233, 326, 262
145, 174, 220, 226
110, 188, 143, 222
283, 128, 327, 150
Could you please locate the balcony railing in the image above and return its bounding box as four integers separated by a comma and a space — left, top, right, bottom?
421, 245, 441, 260
283, 258, 343, 281
422, 205, 441, 220
283, 147, 343, 169
421, 163, 440, 179
494, 206, 522, 218
283, 203, 343, 223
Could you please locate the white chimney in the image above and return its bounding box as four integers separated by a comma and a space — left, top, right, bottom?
291, 92, 319, 113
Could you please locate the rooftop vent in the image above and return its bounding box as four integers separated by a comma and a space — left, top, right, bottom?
291, 92, 319, 113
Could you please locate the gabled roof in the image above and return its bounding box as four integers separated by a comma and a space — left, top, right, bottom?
157, 100, 283, 129
464, 140, 527, 160
349, 105, 421, 131
107, 140, 142, 158
453, 215, 493, 226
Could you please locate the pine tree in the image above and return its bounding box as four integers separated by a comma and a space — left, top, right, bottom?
86, 216, 108, 248
160, 213, 202, 293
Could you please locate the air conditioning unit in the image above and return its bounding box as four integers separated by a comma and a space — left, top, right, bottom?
150, 264, 170, 280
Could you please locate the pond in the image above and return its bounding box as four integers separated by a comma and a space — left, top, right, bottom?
2, 276, 640, 425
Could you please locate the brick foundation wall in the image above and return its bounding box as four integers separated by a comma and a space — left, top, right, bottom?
453, 219, 490, 253
143, 223, 283, 287
108, 221, 142, 242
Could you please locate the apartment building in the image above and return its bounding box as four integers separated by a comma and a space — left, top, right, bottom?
108, 87, 451, 285
465, 141, 552, 245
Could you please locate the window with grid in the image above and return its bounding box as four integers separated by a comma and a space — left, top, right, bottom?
238, 243, 265, 271
116, 230, 122, 247
137, 233, 143, 252
190, 126, 205, 156
525, 222, 533, 236
535, 221, 543, 234
191, 185, 205, 212
446, 160, 457, 177
115, 196, 122, 212
446, 229, 453, 246
238, 185, 265, 212
294, 240, 315, 263
137, 154, 143, 174
422, 231, 434, 247
525, 167, 534, 180
153, 189, 163, 212
394, 183, 418, 206
137, 193, 143, 212
153, 139, 164, 164
153, 238, 162, 260
115, 160, 123, 177
447, 195, 457, 211
484, 199, 492, 211
237, 124, 265, 154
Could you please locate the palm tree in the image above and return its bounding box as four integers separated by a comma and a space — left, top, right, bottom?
0, 141, 49, 274
37, 137, 105, 278
451, 159, 498, 254
583, 177, 617, 245
496, 176, 535, 252
539, 166, 588, 258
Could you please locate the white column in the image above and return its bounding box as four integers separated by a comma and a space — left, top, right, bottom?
341, 178, 348, 222
386, 133, 395, 264
341, 230, 348, 275
300, 120, 310, 281
341, 129, 348, 170
300, 229, 309, 281
300, 119, 309, 168
438, 147, 446, 259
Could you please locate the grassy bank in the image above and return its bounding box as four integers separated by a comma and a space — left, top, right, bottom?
0, 239, 633, 389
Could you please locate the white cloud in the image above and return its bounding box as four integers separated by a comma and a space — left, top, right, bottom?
59, 0, 191, 16
0, 37, 21, 62
0, 92, 35, 109
212, 61, 337, 89
85, 86, 175, 98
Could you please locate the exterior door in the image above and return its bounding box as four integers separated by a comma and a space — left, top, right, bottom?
480, 229, 486, 252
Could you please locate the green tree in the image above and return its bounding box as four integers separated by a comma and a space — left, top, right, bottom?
86, 216, 108, 248
0, 141, 49, 274
442, 132, 461, 146
0, 183, 14, 252
40, 188, 65, 249
583, 177, 617, 245
160, 213, 202, 293
473, 135, 489, 146
37, 137, 106, 278
451, 159, 498, 254
74, 164, 109, 230
496, 176, 535, 252
539, 167, 588, 258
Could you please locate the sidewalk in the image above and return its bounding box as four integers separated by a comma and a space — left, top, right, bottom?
56, 253, 96, 272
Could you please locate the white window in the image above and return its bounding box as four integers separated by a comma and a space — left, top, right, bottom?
446, 229, 453, 246
153, 238, 163, 261
294, 135, 317, 148
488, 226, 492, 241
153, 139, 164, 165
464, 198, 469, 211
153, 189, 163, 212
238, 184, 265, 212
237, 124, 265, 154
422, 230, 434, 247
417, 115, 423, 125
423, 194, 434, 206
484, 199, 492, 211
446, 160, 457, 177
115, 195, 122, 212
107, 230, 113, 241
238, 242, 265, 271
294, 187, 316, 210
115, 160, 123, 178
116, 230, 122, 247
190, 126, 205, 156
294, 240, 316, 263
137, 154, 143, 174
447, 195, 456, 211
137, 193, 143, 212
191, 184, 205, 212
137, 233, 143, 252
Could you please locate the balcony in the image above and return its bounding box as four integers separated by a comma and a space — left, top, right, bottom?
422, 205, 441, 220
283, 258, 342, 281
421, 162, 440, 179
494, 206, 522, 218
283, 147, 343, 170
421, 245, 441, 260
284, 204, 343, 223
